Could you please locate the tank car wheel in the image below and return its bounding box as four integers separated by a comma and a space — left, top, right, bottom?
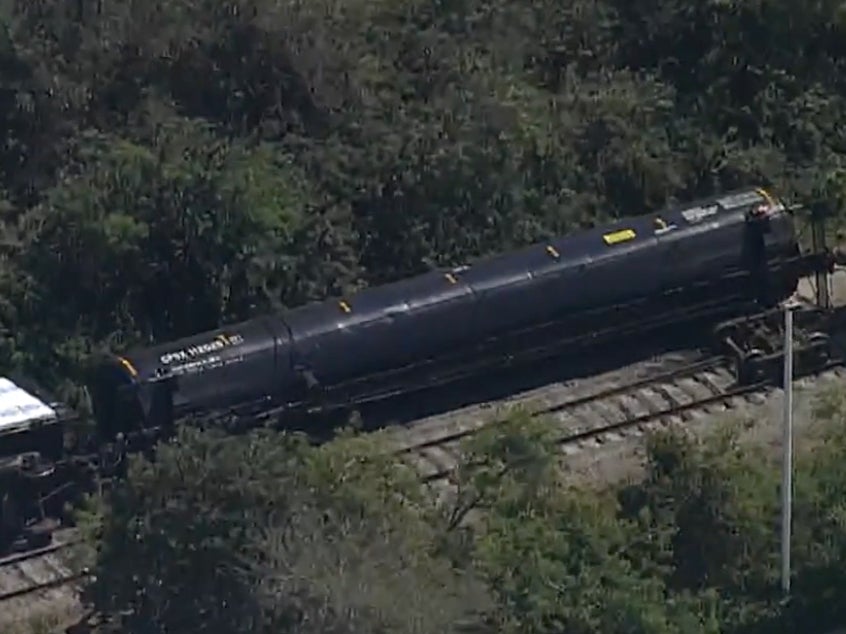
807, 332, 831, 367
737, 349, 766, 385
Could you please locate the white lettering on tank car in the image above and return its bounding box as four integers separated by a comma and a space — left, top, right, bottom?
716, 190, 763, 209
159, 333, 245, 365
169, 355, 225, 376
167, 352, 247, 377
680, 204, 719, 224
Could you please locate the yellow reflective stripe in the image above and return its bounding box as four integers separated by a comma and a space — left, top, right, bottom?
755, 187, 777, 208
444, 272, 458, 284
117, 356, 138, 378
338, 300, 352, 313
546, 245, 560, 258
603, 229, 636, 245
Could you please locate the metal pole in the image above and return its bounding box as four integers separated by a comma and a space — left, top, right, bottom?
811, 203, 831, 310
781, 303, 794, 595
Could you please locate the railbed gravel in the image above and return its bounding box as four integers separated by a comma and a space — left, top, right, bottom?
0, 529, 86, 633
385, 348, 705, 454
565, 365, 846, 488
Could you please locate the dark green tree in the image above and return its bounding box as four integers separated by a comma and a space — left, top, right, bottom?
83, 426, 489, 634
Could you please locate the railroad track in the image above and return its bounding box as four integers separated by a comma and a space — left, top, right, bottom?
0, 533, 89, 630
388, 355, 846, 490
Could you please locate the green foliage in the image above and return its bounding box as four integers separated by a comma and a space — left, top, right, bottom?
476, 485, 704, 634
619, 423, 783, 630
638, 424, 779, 591
461, 412, 716, 634
85, 427, 488, 634
82, 393, 846, 634
783, 387, 846, 632
85, 429, 305, 632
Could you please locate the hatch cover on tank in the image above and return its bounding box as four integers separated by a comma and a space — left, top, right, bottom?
0, 378, 57, 430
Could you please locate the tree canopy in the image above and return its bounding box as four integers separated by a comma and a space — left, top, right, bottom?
71, 386, 846, 634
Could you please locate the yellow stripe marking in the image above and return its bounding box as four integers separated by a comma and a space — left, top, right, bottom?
756, 187, 777, 208
603, 229, 636, 245
546, 245, 560, 258
338, 300, 352, 313
444, 272, 458, 284
117, 356, 138, 378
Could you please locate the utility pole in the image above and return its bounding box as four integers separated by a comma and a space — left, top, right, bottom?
781, 301, 795, 595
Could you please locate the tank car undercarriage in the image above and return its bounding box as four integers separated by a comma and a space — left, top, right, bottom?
714, 305, 836, 385
3, 299, 839, 551
1, 304, 843, 553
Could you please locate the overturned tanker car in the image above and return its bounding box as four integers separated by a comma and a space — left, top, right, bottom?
87, 186, 837, 447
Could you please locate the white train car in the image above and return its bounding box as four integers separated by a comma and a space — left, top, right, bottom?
0, 376, 75, 545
